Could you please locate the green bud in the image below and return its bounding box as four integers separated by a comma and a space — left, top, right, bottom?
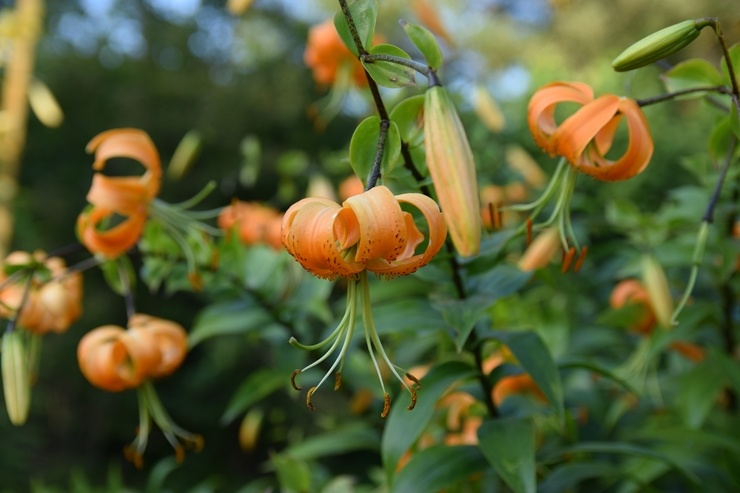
612, 19, 709, 72
2, 331, 31, 425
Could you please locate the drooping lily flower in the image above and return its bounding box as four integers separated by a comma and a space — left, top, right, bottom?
282, 185, 447, 416
304, 19, 369, 88
218, 200, 284, 250
77, 128, 162, 259
77, 313, 200, 467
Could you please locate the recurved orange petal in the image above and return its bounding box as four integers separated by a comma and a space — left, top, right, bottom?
129, 314, 188, 378
86, 128, 162, 200
552, 94, 621, 164
527, 81, 594, 155
77, 326, 144, 392
365, 192, 447, 278
76, 206, 146, 258
86, 174, 151, 215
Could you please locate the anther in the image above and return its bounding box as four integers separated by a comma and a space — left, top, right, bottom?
525, 218, 533, 247
405, 372, 421, 389
306, 387, 317, 412
381, 393, 391, 418
334, 372, 342, 391
407, 387, 417, 411
573, 246, 588, 272
290, 369, 302, 391
562, 246, 576, 273
174, 445, 185, 463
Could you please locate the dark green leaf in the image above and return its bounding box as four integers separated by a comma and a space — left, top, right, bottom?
221, 369, 286, 424
708, 116, 737, 163
478, 418, 536, 493
676, 356, 726, 429
362, 44, 417, 88
401, 20, 443, 69
285, 424, 379, 461
333, 0, 378, 56
273, 454, 311, 493
486, 330, 564, 422
390, 445, 488, 493
720, 42, 740, 88
558, 358, 639, 395
99, 257, 135, 297
381, 361, 476, 481
349, 116, 401, 185
189, 299, 275, 347
539, 462, 617, 493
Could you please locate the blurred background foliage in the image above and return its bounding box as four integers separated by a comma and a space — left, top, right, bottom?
2, 0, 740, 491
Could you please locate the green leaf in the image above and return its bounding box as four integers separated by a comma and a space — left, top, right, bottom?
362, 44, 417, 88
558, 359, 639, 396
349, 116, 401, 185
221, 369, 286, 424
539, 462, 618, 493
273, 454, 312, 493
675, 356, 726, 429
390, 445, 488, 493
99, 256, 135, 297
660, 59, 723, 96
401, 20, 443, 69
708, 115, 737, 162
285, 424, 379, 461
189, 299, 275, 347
720, 42, 740, 88
478, 418, 536, 493
543, 442, 700, 485
333, 0, 378, 56
145, 458, 180, 493
437, 297, 491, 353
381, 361, 477, 481
390, 94, 425, 147
486, 330, 564, 422
730, 101, 740, 141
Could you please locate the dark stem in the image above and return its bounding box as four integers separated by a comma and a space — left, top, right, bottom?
636, 86, 731, 107
5, 269, 34, 334
361, 53, 432, 77
702, 137, 737, 223
338, 0, 389, 191
118, 259, 137, 321
708, 18, 740, 137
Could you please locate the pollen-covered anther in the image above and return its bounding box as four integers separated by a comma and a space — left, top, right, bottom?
573, 246, 589, 272
381, 393, 391, 418
562, 246, 577, 273
306, 386, 318, 412
405, 372, 421, 389
123, 446, 144, 469
334, 372, 342, 391
290, 369, 302, 391
525, 218, 533, 247
407, 387, 417, 411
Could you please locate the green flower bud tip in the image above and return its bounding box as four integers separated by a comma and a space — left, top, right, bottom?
612, 19, 708, 72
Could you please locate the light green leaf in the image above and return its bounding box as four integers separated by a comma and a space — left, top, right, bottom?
720, 42, 740, 88
486, 330, 564, 422
285, 424, 379, 461
100, 256, 135, 297
478, 418, 536, 493
333, 0, 378, 56
381, 361, 476, 481
661, 59, 723, 96
708, 115, 737, 162
390, 94, 425, 147
401, 20, 443, 69
362, 44, 417, 88
558, 359, 639, 395
273, 454, 312, 493
221, 369, 286, 424
390, 445, 488, 493
349, 116, 401, 185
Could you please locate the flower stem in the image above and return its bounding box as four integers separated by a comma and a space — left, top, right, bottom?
361, 53, 432, 77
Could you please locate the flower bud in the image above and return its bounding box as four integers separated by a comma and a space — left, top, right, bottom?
641, 254, 674, 328
612, 19, 708, 72
28, 80, 63, 128
517, 227, 559, 272
424, 85, 481, 257
2, 331, 31, 425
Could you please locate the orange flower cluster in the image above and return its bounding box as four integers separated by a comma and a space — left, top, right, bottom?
77, 314, 187, 392
304, 19, 370, 87
77, 129, 162, 258
281, 185, 447, 279
218, 201, 283, 250
0, 251, 82, 334
528, 81, 653, 181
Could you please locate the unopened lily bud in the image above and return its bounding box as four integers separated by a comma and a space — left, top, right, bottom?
505, 145, 547, 189
517, 227, 560, 271
641, 254, 674, 328
2, 331, 31, 425
238, 408, 263, 452
168, 130, 202, 181
424, 85, 481, 257
473, 84, 505, 133
612, 19, 709, 72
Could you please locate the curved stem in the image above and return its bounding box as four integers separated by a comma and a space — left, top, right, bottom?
361, 53, 431, 77
636, 85, 730, 107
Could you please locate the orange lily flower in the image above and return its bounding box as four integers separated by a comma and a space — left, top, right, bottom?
493, 373, 546, 406
284, 186, 446, 416
304, 19, 369, 87
218, 201, 284, 250
77, 129, 162, 258
528, 81, 654, 182
0, 251, 83, 334
77, 314, 199, 466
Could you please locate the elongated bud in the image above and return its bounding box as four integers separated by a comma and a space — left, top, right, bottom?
28, 80, 63, 128
517, 227, 559, 272
168, 130, 202, 180
641, 254, 674, 328
612, 19, 710, 72
473, 84, 505, 133
424, 85, 481, 257
2, 331, 31, 425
